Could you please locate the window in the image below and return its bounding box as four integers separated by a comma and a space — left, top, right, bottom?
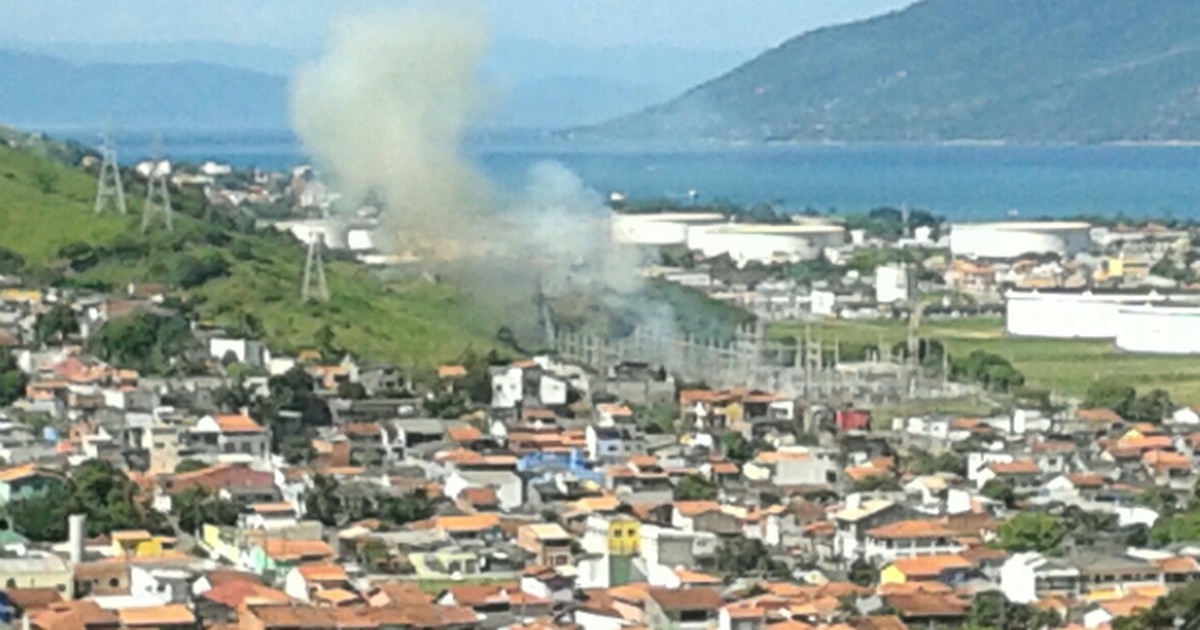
109, 578, 120, 588
5, 578, 14, 588
612, 530, 622, 539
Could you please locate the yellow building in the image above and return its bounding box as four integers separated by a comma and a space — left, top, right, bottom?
606, 515, 640, 556
111, 530, 170, 558
880, 554, 972, 586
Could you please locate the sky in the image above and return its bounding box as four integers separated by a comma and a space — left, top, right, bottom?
0, 0, 916, 52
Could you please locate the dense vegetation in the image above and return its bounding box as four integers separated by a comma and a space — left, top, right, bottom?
0, 134, 502, 369
589, 0, 1200, 142
8, 460, 168, 541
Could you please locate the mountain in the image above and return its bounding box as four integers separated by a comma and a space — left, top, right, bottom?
0, 40, 311, 76
0, 39, 753, 132
0, 50, 288, 131
583, 0, 1200, 143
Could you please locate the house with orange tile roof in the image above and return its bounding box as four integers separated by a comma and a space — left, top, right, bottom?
284, 563, 350, 602
188, 414, 269, 464
880, 554, 973, 586
116, 604, 195, 630
975, 459, 1042, 491
0, 464, 66, 505
743, 446, 839, 487
241, 502, 300, 531
863, 520, 966, 565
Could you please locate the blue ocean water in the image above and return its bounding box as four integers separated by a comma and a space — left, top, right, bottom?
82, 128, 1200, 221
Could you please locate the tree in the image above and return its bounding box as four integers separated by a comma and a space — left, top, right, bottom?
1083, 379, 1136, 417
1112, 583, 1200, 630
716, 538, 787, 578
305, 474, 343, 526
281, 434, 316, 465
379, 489, 434, 526
10, 460, 168, 541
172, 253, 230, 289
848, 559, 877, 587
0, 247, 25, 275
337, 381, 368, 400
1126, 389, 1173, 424
89, 313, 196, 375
35, 304, 79, 345
0, 350, 27, 406
852, 474, 901, 492
721, 432, 754, 465
174, 459, 209, 474
674, 474, 718, 501
32, 165, 59, 194
981, 479, 1018, 509
968, 591, 1061, 630
171, 487, 243, 533
994, 513, 1065, 554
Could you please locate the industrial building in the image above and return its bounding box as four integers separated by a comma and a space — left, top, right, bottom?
1006, 290, 1200, 354
609, 212, 726, 246
686, 224, 846, 265
950, 221, 1092, 260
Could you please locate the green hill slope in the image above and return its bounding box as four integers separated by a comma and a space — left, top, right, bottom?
0, 136, 500, 368
586, 0, 1200, 143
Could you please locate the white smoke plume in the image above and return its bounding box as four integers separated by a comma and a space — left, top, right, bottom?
290, 6, 490, 259
291, 6, 651, 341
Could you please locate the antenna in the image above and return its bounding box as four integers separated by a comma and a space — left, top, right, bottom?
94, 127, 127, 215
302, 231, 330, 303
142, 134, 174, 233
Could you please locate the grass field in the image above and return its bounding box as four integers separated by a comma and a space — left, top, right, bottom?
0, 136, 503, 370
772, 317, 1200, 403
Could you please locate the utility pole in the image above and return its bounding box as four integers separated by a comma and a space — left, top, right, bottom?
94, 130, 127, 215
142, 136, 173, 233
302, 232, 330, 303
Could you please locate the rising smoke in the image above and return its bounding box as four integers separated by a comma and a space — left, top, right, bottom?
290, 5, 648, 327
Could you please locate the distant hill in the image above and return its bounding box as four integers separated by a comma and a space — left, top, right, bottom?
583, 0, 1200, 143
0, 39, 753, 132
0, 50, 289, 131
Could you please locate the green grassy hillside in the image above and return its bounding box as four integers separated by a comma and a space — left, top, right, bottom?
0, 137, 500, 369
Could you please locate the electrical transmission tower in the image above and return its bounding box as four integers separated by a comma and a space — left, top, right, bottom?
94, 132, 127, 215
142, 137, 173, 233
302, 231, 330, 303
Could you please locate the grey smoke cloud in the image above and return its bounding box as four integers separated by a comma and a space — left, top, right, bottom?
289, 5, 652, 343
290, 6, 491, 259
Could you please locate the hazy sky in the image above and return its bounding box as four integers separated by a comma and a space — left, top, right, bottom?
0, 0, 915, 51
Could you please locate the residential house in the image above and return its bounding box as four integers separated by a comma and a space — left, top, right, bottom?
185, 414, 269, 463
862, 520, 966, 565
742, 447, 839, 486
0, 555, 72, 597
0, 465, 66, 505
880, 554, 973, 587
643, 587, 722, 630
517, 523, 574, 568
975, 460, 1042, 491
240, 503, 300, 531
833, 498, 905, 562
283, 564, 349, 602
1001, 552, 1084, 604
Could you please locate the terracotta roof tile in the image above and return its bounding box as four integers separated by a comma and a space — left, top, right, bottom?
887, 554, 971, 578
297, 564, 348, 583
211, 414, 264, 433
867, 520, 957, 540
986, 460, 1040, 475
117, 604, 196, 627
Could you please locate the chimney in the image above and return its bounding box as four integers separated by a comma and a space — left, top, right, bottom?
68, 514, 86, 565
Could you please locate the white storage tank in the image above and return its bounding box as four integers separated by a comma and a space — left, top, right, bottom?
689, 224, 845, 265
951, 221, 1092, 260
609, 212, 726, 246
1115, 305, 1200, 355
1004, 291, 1168, 339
